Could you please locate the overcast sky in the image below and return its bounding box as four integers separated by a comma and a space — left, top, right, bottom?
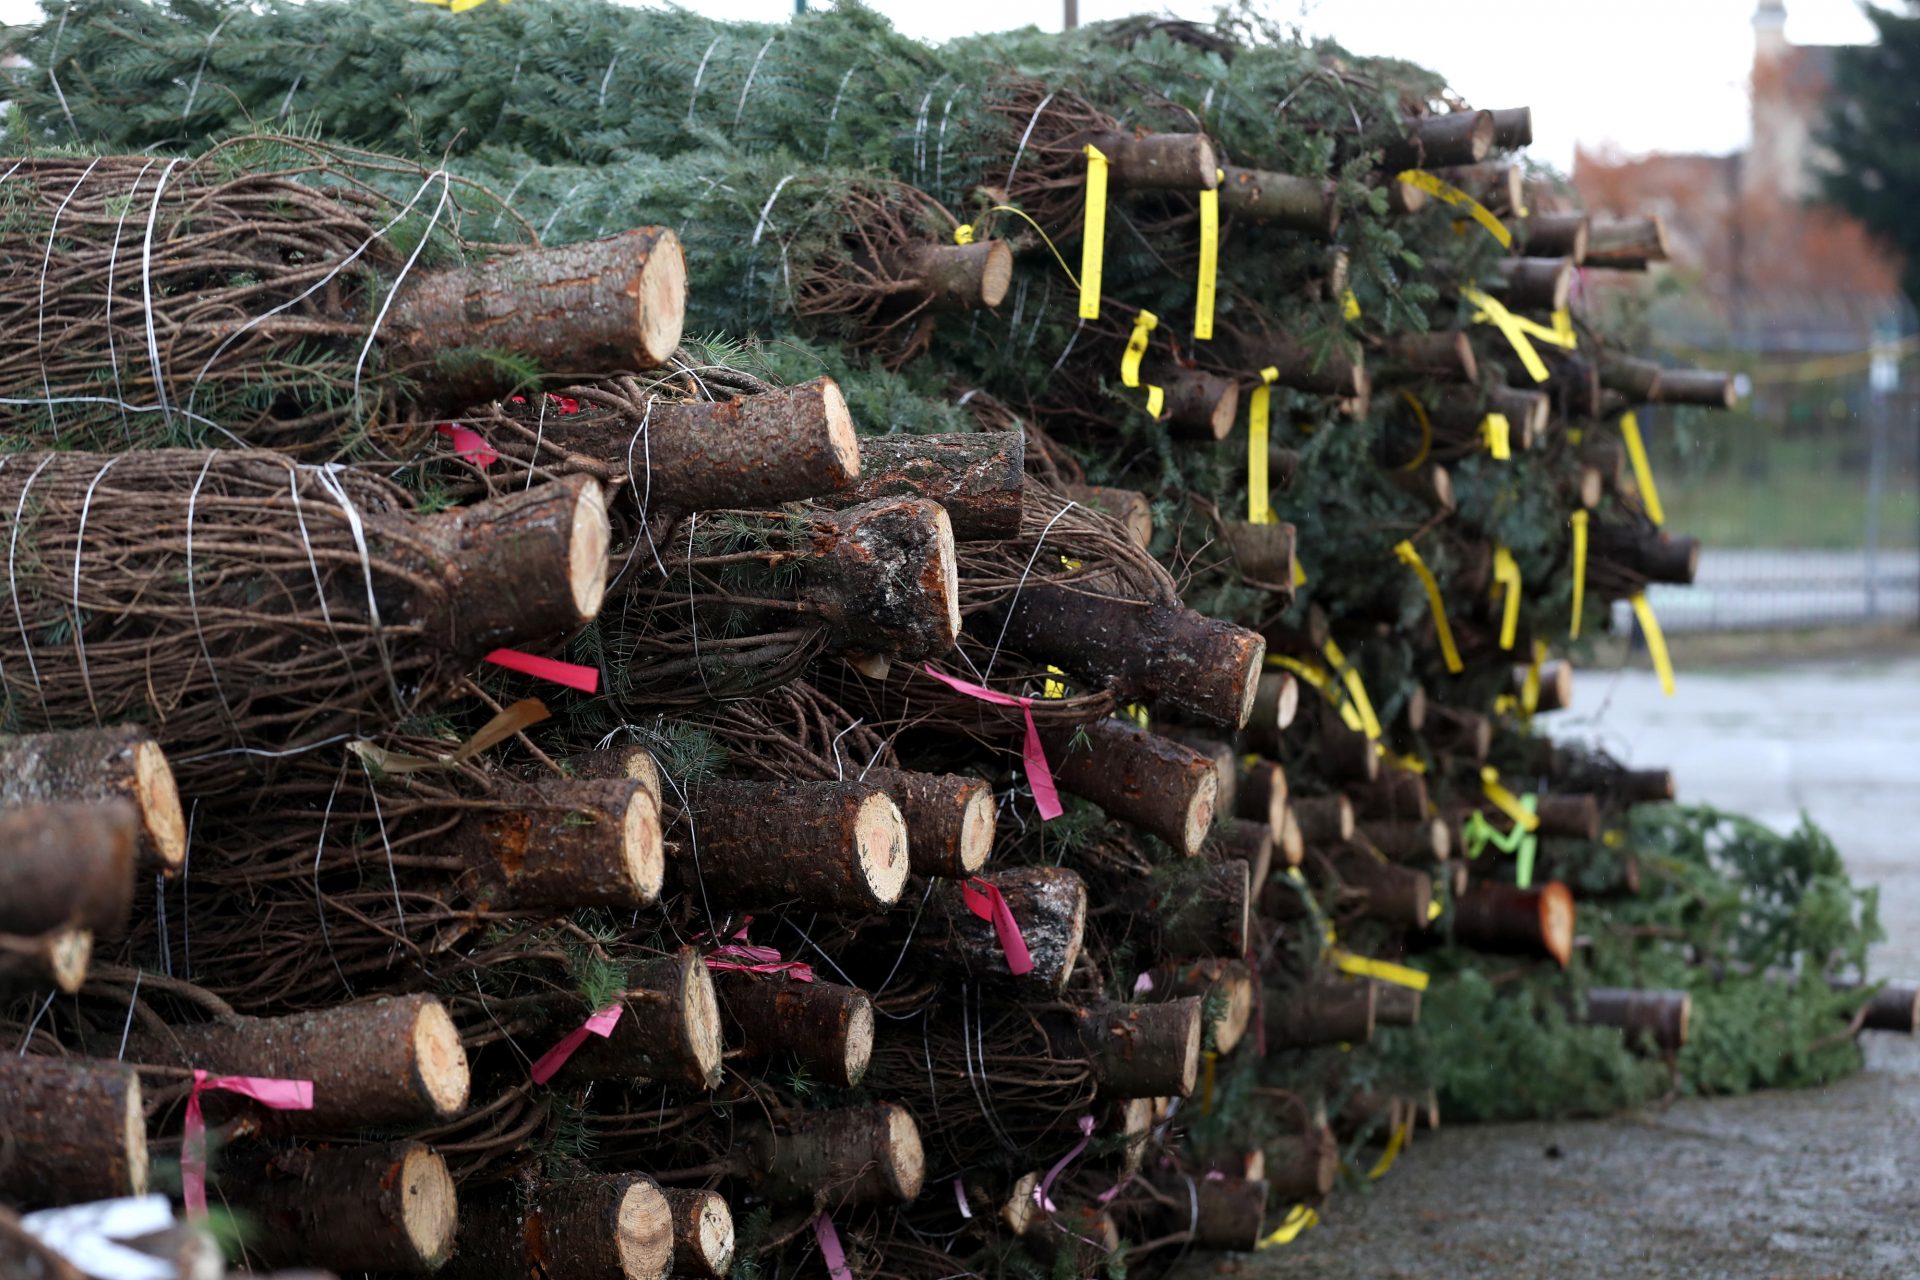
0, 0, 1882, 169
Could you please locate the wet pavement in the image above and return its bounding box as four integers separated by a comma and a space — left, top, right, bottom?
1221, 653, 1920, 1280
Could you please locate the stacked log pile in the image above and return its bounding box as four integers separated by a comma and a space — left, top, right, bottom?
0, 5, 1895, 1278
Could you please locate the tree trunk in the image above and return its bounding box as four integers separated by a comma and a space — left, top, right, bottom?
131, 994, 469, 1130
1045, 718, 1219, 855
1218, 167, 1339, 237
1376, 331, 1479, 385
1085, 133, 1219, 190
859, 767, 995, 878
1620, 768, 1676, 804
0, 727, 185, 873
713, 969, 874, 1089
1393, 459, 1455, 512
220, 1141, 457, 1273
1268, 980, 1375, 1047
1521, 212, 1589, 263
1207, 818, 1273, 896
986, 586, 1266, 728
1165, 1174, 1268, 1251
444, 777, 661, 911
1331, 845, 1433, 929
1276, 804, 1306, 867
405, 472, 610, 655
883, 240, 1014, 311
846, 432, 1025, 540
802, 497, 961, 659
1157, 368, 1239, 440
496, 378, 860, 510
1348, 770, 1431, 821
1264, 1126, 1338, 1200
1241, 334, 1367, 399
560, 949, 725, 1089
1378, 111, 1494, 170
561, 743, 662, 796
1290, 794, 1354, 846
1240, 673, 1301, 755
1512, 658, 1575, 713
446, 1173, 674, 1280
1234, 757, 1289, 832
1155, 858, 1251, 958
1262, 602, 1329, 659
1312, 707, 1379, 784
660, 1188, 735, 1280
923, 866, 1086, 994
1425, 704, 1492, 762
1434, 163, 1525, 215
1598, 354, 1666, 401
1057, 484, 1153, 549
1359, 817, 1452, 863
0, 927, 90, 994
1651, 369, 1738, 408
1859, 983, 1920, 1034
0, 1055, 147, 1205
1585, 216, 1671, 269
1451, 881, 1575, 967
0, 800, 137, 936
1165, 733, 1237, 819
751, 1103, 925, 1206
1490, 257, 1573, 312
391, 228, 686, 409
1374, 982, 1423, 1027
1222, 520, 1298, 597
1149, 957, 1256, 1056
1489, 106, 1533, 149
1581, 988, 1690, 1053
1068, 998, 1203, 1097
1592, 520, 1700, 585
678, 779, 908, 912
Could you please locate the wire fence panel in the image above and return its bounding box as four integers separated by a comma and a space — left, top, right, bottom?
1617, 549, 1920, 633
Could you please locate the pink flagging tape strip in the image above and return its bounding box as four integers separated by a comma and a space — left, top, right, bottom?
529, 1003, 624, 1085
435, 422, 499, 468
485, 649, 601, 693
1034, 1114, 1097, 1211
919, 665, 1062, 818
182, 1070, 314, 1217
963, 878, 1034, 976
814, 1212, 853, 1280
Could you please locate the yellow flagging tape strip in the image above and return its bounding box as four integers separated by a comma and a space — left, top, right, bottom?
1322, 638, 1382, 741
1569, 510, 1589, 637
1492, 547, 1522, 651
1394, 540, 1463, 673
1333, 948, 1431, 991
1397, 168, 1513, 248
1248, 367, 1279, 523
1079, 145, 1109, 319
1619, 410, 1665, 526
1481, 412, 1511, 460
1258, 1205, 1320, 1249
1195, 178, 1219, 340
1368, 1118, 1414, 1180
1630, 591, 1676, 696
1480, 765, 1541, 832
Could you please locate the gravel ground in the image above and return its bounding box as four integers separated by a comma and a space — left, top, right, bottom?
1197, 654, 1920, 1280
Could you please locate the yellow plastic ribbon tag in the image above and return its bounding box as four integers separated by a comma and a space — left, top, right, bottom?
1258, 1205, 1320, 1249
1397, 390, 1435, 471
1248, 367, 1279, 524
1396, 169, 1514, 248
1043, 664, 1067, 699
1630, 591, 1676, 697
1462, 286, 1549, 383
1569, 510, 1589, 637
1481, 413, 1512, 460
1522, 639, 1546, 716
1195, 179, 1220, 340
1201, 1049, 1217, 1115
1333, 948, 1431, 991
1120, 310, 1156, 388
1322, 638, 1382, 740
1368, 1117, 1413, 1180
1492, 547, 1522, 651
1427, 897, 1443, 922
419, 0, 505, 12
1079, 145, 1109, 320
1480, 765, 1541, 832
1342, 289, 1362, 321
1144, 383, 1165, 418
953, 223, 976, 245
1269, 655, 1366, 736
1125, 702, 1150, 729
1619, 410, 1665, 526
1382, 747, 1428, 775
1292, 550, 1308, 588
1393, 540, 1463, 674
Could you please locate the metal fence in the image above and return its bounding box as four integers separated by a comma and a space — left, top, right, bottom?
1618, 548, 1920, 633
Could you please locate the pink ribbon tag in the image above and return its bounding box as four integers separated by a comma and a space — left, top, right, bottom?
1133, 972, 1155, 996
813, 1211, 853, 1280
1097, 1173, 1136, 1204
435, 423, 499, 468
954, 1178, 974, 1219
182, 1070, 314, 1218
704, 943, 816, 983
963, 878, 1034, 976
920, 665, 1062, 819
1034, 1114, 1097, 1213
485, 649, 601, 693
529, 1003, 624, 1085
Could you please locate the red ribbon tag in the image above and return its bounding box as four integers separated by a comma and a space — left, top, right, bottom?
485, 649, 601, 693
962, 878, 1034, 976
704, 942, 815, 983
182, 1070, 314, 1218
814, 1211, 853, 1280
435, 423, 499, 468
529, 1003, 624, 1085
920, 665, 1062, 819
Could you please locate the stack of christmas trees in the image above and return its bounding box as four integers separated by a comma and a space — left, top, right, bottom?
0, 2, 1894, 1277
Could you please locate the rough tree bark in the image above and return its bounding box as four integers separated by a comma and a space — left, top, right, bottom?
1376, 331, 1479, 385
1330, 845, 1433, 930
1155, 858, 1251, 958
882, 240, 1014, 311
751, 1103, 925, 1206
859, 767, 995, 878
1064, 998, 1204, 1097
1044, 718, 1220, 855
1208, 818, 1273, 895
922, 866, 1086, 994
1057, 484, 1152, 549
1084, 133, 1220, 190
0, 800, 137, 936
219, 1140, 457, 1273
1348, 771, 1432, 822
1580, 988, 1690, 1053
1584, 216, 1671, 269
1158, 368, 1240, 440
1268, 980, 1376, 1047
445, 1173, 674, 1280
713, 969, 874, 1089
0, 1055, 147, 1205
1379, 111, 1494, 170
1218, 167, 1339, 237
1521, 212, 1589, 263
444, 778, 662, 911
391, 228, 687, 409
559, 949, 724, 1089
660, 1188, 734, 1280
1490, 257, 1573, 312
678, 779, 908, 912
1222, 521, 1298, 597
802, 497, 961, 659
1451, 881, 1575, 967
1290, 794, 1354, 846
0, 727, 186, 873
845, 432, 1024, 540
0, 927, 91, 994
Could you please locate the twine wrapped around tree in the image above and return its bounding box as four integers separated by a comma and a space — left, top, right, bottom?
0, 450, 609, 793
